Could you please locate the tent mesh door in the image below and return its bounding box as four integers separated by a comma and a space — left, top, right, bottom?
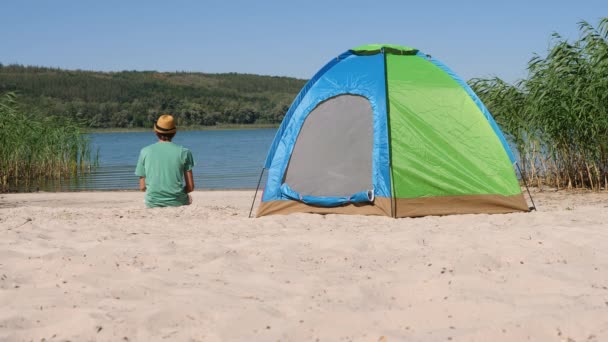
284, 94, 373, 197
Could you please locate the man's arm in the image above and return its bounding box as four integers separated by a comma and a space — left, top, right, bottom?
139, 177, 146, 191
184, 170, 194, 193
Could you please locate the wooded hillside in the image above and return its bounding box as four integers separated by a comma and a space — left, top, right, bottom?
0, 64, 307, 128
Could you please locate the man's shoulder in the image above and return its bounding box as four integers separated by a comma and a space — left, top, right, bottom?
140, 143, 157, 153
172, 143, 191, 153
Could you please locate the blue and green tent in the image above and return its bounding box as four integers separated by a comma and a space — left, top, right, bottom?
257, 44, 529, 217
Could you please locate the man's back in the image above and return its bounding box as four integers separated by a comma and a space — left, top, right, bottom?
135, 142, 194, 207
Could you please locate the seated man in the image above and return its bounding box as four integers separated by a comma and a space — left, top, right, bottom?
135, 114, 195, 207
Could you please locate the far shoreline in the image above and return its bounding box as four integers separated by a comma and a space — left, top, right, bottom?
84, 123, 279, 134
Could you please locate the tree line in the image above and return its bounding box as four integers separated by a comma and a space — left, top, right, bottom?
0, 64, 307, 128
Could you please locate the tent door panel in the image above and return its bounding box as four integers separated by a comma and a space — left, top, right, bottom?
284, 94, 373, 198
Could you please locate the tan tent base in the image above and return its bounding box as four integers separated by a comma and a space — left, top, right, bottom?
394, 193, 529, 217
256, 193, 529, 218
257, 197, 392, 217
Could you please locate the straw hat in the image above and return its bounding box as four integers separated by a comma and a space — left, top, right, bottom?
154, 114, 176, 134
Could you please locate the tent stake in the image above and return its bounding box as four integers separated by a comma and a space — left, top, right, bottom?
248, 168, 266, 218
516, 162, 537, 211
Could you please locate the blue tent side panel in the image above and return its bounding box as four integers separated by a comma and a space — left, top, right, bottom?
415, 51, 517, 164
263, 50, 353, 168
262, 52, 391, 203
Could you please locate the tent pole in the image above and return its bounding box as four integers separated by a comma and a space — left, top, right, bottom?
516, 162, 536, 211
381, 47, 396, 218
248, 168, 266, 218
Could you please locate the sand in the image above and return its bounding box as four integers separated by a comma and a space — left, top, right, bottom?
1, 189, 607, 341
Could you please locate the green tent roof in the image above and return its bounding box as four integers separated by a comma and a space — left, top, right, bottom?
351, 44, 418, 55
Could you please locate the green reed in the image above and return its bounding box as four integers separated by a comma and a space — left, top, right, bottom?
0, 92, 95, 192
471, 17, 608, 191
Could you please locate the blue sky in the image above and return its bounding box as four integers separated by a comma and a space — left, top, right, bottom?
2, 0, 606, 83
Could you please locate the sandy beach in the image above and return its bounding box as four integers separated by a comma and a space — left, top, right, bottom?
1, 189, 607, 341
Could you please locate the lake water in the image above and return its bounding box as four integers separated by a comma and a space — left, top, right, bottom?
41, 128, 277, 191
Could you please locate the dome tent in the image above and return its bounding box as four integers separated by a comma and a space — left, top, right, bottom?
256, 44, 530, 217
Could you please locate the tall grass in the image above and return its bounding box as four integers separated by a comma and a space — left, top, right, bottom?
471, 17, 608, 191
0, 92, 94, 192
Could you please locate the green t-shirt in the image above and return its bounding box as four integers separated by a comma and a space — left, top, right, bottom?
135, 142, 195, 208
